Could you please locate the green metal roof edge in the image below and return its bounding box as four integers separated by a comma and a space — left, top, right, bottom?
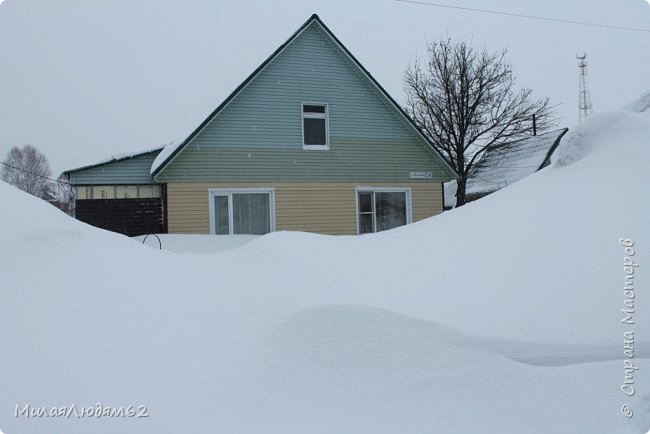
539, 128, 569, 169
152, 14, 458, 180
62, 147, 163, 176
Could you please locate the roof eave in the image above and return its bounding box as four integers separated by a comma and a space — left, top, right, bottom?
152, 15, 322, 178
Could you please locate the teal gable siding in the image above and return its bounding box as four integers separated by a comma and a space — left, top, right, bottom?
68, 151, 159, 185
155, 21, 454, 183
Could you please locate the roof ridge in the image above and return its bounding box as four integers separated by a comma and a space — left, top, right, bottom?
150, 14, 456, 179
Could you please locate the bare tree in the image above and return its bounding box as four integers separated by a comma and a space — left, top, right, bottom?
1, 144, 55, 200
405, 39, 556, 207
55, 173, 75, 215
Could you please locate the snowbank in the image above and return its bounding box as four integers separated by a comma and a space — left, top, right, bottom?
553, 90, 650, 167
133, 234, 258, 253
1, 93, 649, 433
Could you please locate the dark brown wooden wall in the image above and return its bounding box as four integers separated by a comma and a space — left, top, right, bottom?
75, 198, 165, 237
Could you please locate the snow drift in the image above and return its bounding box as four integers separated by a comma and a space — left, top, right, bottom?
1, 93, 650, 433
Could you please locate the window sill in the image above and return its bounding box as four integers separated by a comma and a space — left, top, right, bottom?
302, 144, 330, 151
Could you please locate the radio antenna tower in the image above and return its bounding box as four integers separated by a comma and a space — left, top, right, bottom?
577, 53, 594, 122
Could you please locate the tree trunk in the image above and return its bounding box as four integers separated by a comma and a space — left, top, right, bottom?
455, 178, 467, 207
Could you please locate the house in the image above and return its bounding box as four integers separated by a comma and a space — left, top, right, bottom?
444, 128, 568, 208
62, 147, 166, 236
65, 14, 456, 236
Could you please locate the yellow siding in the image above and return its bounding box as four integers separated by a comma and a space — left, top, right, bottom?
166, 182, 442, 235
274, 184, 357, 235
408, 182, 443, 222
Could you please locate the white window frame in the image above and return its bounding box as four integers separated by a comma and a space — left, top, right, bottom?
301, 102, 330, 150
208, 188, 276, 235
76, 186, 92, 200
137, 184, 161, 199
93, 185, 116, 200
115, 185, 139, 199
77, 184, 161, 200
354, 187, 412, 235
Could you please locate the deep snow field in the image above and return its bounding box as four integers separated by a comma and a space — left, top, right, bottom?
134, 233, 258, 253
1, 93, 650, 434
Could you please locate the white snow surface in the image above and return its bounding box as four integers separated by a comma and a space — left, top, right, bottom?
2, 94, 650, 433
553, 90, 650, 167
133, 234, 258, 253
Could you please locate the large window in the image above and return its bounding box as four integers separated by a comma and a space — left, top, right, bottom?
209, 189, 275, 235
357, 188, 411, 234
302, 103, 329, 149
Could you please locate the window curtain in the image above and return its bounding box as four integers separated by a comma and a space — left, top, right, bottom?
232, 193, 270, 235
375, 192, 406, 232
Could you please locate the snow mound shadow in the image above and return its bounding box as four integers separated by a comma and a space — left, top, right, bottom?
275, 305, 649, 369
627, 89, 650, 113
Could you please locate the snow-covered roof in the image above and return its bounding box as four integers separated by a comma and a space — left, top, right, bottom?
63, 145, 165, 175
444, 129, 568, 207
150, 142, 177, 175
465, 129, 568, 196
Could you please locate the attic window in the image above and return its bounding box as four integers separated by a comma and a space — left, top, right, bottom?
302, 103, 329, 149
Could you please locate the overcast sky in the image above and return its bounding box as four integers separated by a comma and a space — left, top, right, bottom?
1, 0, 648, 174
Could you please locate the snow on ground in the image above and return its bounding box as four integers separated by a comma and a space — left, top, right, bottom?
1, 93, 650, 433
133, 234, 258, 253
554, 90, 650, 167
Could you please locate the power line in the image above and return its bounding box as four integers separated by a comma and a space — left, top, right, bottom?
394, 0, 650, 33
0, 160, 72, 186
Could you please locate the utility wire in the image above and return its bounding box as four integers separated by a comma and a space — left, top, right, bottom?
0, 160, 72, 186
394, 0, 650, 33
